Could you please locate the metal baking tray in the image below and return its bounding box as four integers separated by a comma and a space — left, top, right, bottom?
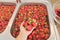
13, 0, 60, 40
0, 2, 17, 40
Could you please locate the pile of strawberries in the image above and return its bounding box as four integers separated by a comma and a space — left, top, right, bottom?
10, 4, 50, 40
0, 5, 15, 33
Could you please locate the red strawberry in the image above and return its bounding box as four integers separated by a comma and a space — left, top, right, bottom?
26, 25, 32, 31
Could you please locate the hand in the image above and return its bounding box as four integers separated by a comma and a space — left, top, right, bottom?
16, 21, 36, 40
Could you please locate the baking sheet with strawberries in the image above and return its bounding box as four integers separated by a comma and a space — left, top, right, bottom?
0, 3, 15, 33
11, 3, 50, 40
